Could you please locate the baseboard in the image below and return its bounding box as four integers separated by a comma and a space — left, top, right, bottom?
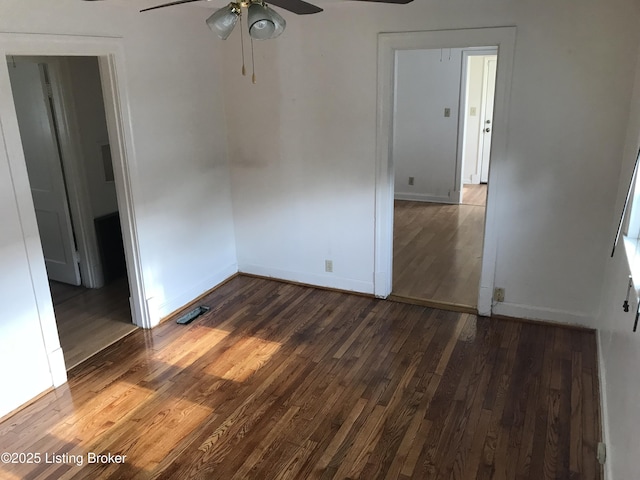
374, 270, 391, 298
491, 302, 594, 329
48, 347, 67, 387
0, 387, 54, 423
238, 264, 373, 295
596, 330, 612, 480
394, 192, 457, 204
156, 263, 239, 323
159, 272, 240, 325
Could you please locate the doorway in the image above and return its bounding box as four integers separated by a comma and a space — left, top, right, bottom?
461, 51, 497, 190
374, 28, 516, 316
389, 47, 497, 310
7, 55, 137, 370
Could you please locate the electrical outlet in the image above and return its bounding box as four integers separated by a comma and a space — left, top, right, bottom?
408, 176, 415, 186
325, 260, 333, 273
494, 288, 505, 303
444, 108, 451, 117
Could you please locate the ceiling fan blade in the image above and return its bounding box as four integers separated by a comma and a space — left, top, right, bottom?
267, 0, 322, 15
140, 0, 202, 13
353, 0, 413, 3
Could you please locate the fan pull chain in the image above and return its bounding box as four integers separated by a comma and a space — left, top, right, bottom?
250, 37, 256, 84
239, 16, 246, 76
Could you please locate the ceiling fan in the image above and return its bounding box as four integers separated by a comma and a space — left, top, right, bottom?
84, 0, 413, 81
84, 0, 414, 40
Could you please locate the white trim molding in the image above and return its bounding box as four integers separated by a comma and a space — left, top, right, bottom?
492, 301, 595, 329
0, 32, 148, 388
596, 330, 612, 480
374, 27, 517, 317
155, 263, 239, 325
239, 264, 374, 295
394, 192, 458, 204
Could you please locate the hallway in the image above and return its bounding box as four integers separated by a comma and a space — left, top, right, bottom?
392, 184, 486, 308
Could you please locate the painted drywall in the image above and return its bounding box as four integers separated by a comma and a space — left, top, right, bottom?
597, 251, 640, 480
596, 44, 640, 480
66, 56, 118, 219
393, 48, 462, 203
462, 56, 485, 185
0, 148, 55, 418
0, 1, 237, 418
226, 0, 640, 325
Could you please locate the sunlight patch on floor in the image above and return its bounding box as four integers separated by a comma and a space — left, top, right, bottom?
0, 470, 23, 480
204, 337, 283, 383
117, 397, 213, 470
149, 327, 231, 369
48, 383, 154, 443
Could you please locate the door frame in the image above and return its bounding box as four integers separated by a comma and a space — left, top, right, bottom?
458, 48, 498, 190
374, 27, 516, 316
0, 33, 150, 385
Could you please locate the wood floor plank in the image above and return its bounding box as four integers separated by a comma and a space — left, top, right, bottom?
0, 276, 603, 480
393, 199, 485, 307
52, 277, 137, 370
462, 184, 488, 207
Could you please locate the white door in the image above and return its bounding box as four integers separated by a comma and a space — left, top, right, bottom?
479, 57, 497, 183
9, 61, 82, 285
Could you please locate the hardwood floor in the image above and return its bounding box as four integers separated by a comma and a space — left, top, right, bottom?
462, 184, 487, 207
53, 277, 137, 370
393, 198, 485, 308
0, 276, 602, 480
49, 281, 86, 305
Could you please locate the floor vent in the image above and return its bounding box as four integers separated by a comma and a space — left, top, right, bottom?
176, 306, 210, 325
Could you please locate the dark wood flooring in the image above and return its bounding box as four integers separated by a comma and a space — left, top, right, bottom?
0, 276, 602, 479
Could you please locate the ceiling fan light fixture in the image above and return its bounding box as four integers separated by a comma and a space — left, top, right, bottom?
248, 2, 285, 40
206, 3, 241, 40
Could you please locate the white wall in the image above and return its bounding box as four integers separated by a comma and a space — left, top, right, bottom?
66, 56, 118, 219
0, 149, 56, 418
462, 56, 485, 185
0, 0, 237, 419
393, 48, 462, 203
597, 251, 640, 480
226, 0, 640, 325
596, 45, 640, 480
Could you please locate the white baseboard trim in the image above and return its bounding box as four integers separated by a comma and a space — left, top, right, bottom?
477, 285, 493, 316
394, 192, 457, 204
596, 330, 612, 480
154, 263, 239, 325
492, 302, 594, 328
48, 347, 67, 387
238, 264, 374, 295
374, 270, 391, 298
